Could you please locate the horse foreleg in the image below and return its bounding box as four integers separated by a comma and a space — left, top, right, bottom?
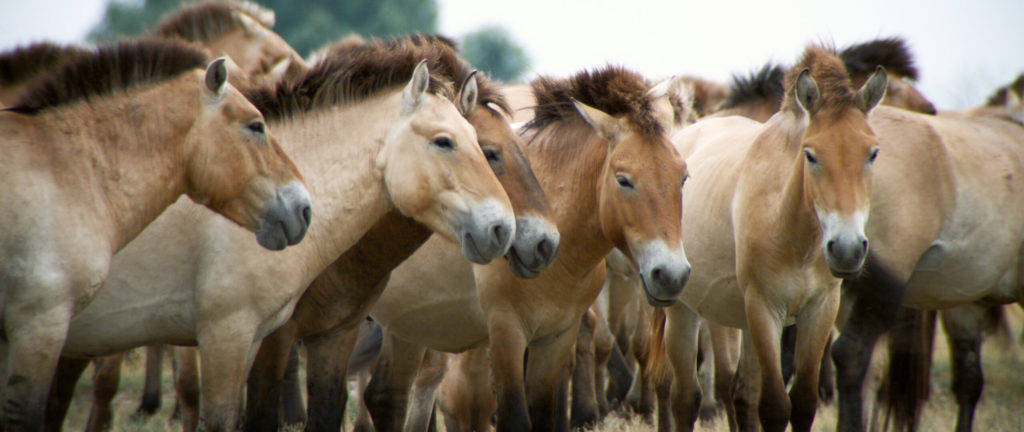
438, 346, 496, 432
136, 344, 165, 416
709, 322, 741, 432
244, 324, 298, 432
363, 332, 426, 432
304, 324, 362, 432
525, 326, 579, 432
941, 304, 987, 432
195, 326, 262, 432
789, 288, 840, 432
171, 346, 199, 432
696, 320, 719, 423
731, 330, 761, 432
43, 357, 90, 432
2, 303, 72, 432
405, 349, 449, 432
487, 315, 530, 432
84, 354, 124, 432
281, 343, 306, 426
570, 310, 600, 429
744, 295, 789, 432
663, 305, 703, 432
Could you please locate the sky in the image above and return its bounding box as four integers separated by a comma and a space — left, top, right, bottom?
2, 0, 1023, 109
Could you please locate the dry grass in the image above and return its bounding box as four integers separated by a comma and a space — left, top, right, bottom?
63, 311, 1024, 432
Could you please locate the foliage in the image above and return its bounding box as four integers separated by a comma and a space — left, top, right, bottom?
459, 25, 530, 83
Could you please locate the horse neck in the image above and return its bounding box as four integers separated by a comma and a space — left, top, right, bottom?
39, 74, 201, 251
525, 126, 614, 277
269, 91, 403, 274
744, 113, 821, 256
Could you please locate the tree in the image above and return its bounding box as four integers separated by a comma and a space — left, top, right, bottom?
459, 25, 530, 83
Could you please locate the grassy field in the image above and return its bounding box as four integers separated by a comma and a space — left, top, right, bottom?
63, 312, 1024, 432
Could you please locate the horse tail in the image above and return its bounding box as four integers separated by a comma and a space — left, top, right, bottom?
646, 306, 670, 381
983, 305, 1013, 350
877, 308, 936, 432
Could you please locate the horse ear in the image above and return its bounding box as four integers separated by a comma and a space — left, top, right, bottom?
403, 60, 430, 109
794, 69, 820, 116
266, 57, 293, 84
1006, 88, 1024, 124
856, 66, 888, 113
573, 99, 625, 142
233, 10, 263, 37
458, 70, 479, 116
205, 57, 228, 97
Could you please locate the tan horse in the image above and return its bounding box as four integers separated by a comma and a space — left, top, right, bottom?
154, 0, 308, 86
51, 48, 514, 432
0, 39, 310, 431
654, 46, 887, 432
361, 66, 690, 431
236, 35, 557, 432
830, 74, 1024, 432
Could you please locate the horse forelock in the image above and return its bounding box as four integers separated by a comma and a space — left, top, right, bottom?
722, 63, 787, 111
783, 46, 856, 116
525, 65, 664, 137
155, 1, 275, 43
0, 42, 90, 86
840, 37, 919, 81
7, 39, 209, 115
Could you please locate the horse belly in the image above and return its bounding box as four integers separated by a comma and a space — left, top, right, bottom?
902, 239, 1021, 309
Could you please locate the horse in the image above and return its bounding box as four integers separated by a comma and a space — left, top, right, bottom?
153, 0, 308, 87
0, 43, 90, 105
45, 46, 515, 432
651, 45, 887, 432
831, 72, 1024, 432
0, 39, 310, 432
358, 65, 689, 432
235, 34, 558, 432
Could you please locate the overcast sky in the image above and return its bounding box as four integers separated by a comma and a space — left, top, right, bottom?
3, 0, 1022, 109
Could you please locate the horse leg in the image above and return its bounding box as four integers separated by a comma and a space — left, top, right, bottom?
628, 305, 655, 422
662, 305, 703, 432
353, 368, 374, 432
709, 323, 741, 432
1, 300, 72, 432
487, 316, 530, 432
281, 343, 306, 426
570, 311, 600, 429
195, 324, 263, 432
941, 304, 987, 432
84, 354, 124, 432
171, 346, 200, 432
525, 327, 579, 432
244, 324, 298, 432
304, 325, 362, 432
363, 332, 426, 432
43, 357, 91, 432
789, 288, 840, 432
653, 369, 672, 432
818, 333, 836, 403
731, 330, 761, 432
744, 296, 790, 432
831, 258, 906, 432
696, 320, 718, 422
137, 344, 165, 416
405, 349, 449, 432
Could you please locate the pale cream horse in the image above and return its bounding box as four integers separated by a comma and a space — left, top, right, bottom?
656, 46, 887, 432
0, 39, 311, 431
54, 53, 514, 431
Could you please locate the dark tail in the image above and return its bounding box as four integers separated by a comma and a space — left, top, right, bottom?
983, 305, 1013, 350
348, 319, 383, 374
877, 308, 937, 432
646, 307, 670, 381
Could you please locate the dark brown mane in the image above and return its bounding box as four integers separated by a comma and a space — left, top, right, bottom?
985, 73, 1024, 107
722, 63, 787, 111
525, 65, 663, 137
242, 35, 458, 122
0, 42, 90, 87
154, 1, 275, 43
7, 39, 209, 115
782, 46, 856, 116
840, 37, 919, 80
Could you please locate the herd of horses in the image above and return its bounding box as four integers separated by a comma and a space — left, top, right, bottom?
2, 2, 1023, 432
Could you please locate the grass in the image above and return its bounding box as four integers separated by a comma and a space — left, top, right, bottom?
63, 311, 1024, 431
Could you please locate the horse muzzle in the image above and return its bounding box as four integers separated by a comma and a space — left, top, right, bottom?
824, 234, 868, 278
637, 241, 690, 306
255, 181, 312, 251
506, 216, 560, 279
456, 199, 516, 264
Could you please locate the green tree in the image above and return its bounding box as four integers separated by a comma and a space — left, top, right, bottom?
459, 25, 530, 83
88, 0, 186, 42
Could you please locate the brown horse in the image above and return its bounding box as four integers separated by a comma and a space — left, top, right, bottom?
360, 65, 690, 432
48, 44, 514, 432
655, 45, 887, 432
236, 34, 557, 432
0, 39, 310, 431
831, 73, 1024, 432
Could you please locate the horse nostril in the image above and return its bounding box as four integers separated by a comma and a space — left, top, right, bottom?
300, 205, 312, 227
492, 223, 510, 248
860, 239, 868, 250
536, 238, 554, 262
827, 240, 836, 256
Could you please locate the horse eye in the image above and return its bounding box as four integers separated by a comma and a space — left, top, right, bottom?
431, 136, 454, 151
868, 148, 879, 163
247, 121, 265, 135
616, 175, 634, 189
483, 148, 501, 163
681, 173, 690, 188
804, 150, 818, 164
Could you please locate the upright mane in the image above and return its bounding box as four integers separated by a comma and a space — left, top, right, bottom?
324, 34, 511, 116
0, 42, 90, 87
985, 73, 1024, 107
242, 35, 457, 122
840, 37, 919, 80
7, 39, 209, 115
721, 63, 787, 110
526, 65, 663, 137
781, 46, 856, 116
155, 1, 276, 42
